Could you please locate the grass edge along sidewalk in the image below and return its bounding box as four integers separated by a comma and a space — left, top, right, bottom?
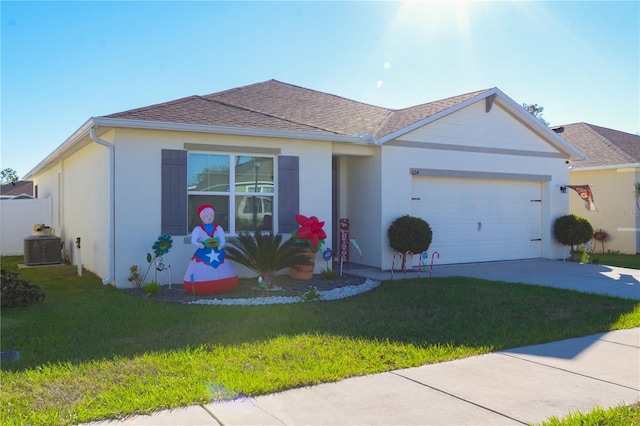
536, 401, 640, 425
1, 255, 639, 425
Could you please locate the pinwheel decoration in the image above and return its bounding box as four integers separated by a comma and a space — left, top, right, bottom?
151, 234, 174, 257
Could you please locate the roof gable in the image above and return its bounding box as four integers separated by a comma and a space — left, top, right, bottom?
374, 89, 490, 139
554, 123, 640, 168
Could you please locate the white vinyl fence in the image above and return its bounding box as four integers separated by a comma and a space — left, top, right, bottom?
1, 197, 53, 255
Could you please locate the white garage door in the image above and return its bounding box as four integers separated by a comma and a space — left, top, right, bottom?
411, 177, 542, 265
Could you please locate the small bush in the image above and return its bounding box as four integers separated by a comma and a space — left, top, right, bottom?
320, 268, 338, 280
1, 269, 45, 308
143, 281, 161, 297
553, 214, 594, 251
128, 265, 143, 289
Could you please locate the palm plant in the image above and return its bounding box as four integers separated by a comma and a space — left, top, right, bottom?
225, 232, 313, 288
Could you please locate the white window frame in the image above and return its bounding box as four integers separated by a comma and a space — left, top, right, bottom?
186, 148, 277, 234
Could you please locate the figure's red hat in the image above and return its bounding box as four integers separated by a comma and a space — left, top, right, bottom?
197, 204, 214, 218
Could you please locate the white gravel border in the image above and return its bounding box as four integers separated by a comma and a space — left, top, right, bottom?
187, 278, 381, 306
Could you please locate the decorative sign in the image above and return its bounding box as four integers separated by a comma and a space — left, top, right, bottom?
339, 218, 349, 262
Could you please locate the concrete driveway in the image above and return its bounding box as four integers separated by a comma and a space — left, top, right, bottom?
351, 259, 640, 300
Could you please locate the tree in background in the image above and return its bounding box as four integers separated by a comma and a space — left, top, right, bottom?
522, 103, 549, 126
0, 168, 19, 184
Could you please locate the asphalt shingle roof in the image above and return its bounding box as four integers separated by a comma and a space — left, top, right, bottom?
105, 79, 490, 140
0, 180, 33, 196
554, 123, 640, 168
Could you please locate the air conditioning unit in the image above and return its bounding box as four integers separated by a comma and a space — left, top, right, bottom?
24, 235, 62, 266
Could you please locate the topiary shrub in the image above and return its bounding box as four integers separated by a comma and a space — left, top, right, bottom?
387, 215, 433, 269
553, 214, 594, 253
1, 269, 45, 308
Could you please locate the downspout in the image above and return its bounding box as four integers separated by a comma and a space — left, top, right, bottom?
89, 127, 115, 285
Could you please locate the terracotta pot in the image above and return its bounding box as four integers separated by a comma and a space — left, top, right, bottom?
289, 248, 316, 280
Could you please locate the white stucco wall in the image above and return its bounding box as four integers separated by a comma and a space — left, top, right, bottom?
30, 137, 111, 277
62, 141, 111, 277
110, 129, 335, 288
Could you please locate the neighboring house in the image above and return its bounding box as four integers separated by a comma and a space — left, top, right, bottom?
24, 80, 585, 287
553, 123, 640, 254
0, 180, 34, 200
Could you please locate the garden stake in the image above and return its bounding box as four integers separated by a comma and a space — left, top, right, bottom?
430, 251, 440, 278
404, 251, 414, 278
417, 251, 428, 278
391, 251, 403, 280
190, 274, 196, 300
323, 248, 332, 272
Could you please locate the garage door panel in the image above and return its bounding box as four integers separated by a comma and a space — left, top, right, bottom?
411, 177, 542, 265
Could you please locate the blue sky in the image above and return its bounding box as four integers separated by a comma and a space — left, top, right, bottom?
2, 1, 638, 178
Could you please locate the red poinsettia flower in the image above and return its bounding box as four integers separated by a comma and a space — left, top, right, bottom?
293, 214, 326, 252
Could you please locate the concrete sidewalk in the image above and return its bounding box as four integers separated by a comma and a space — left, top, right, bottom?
85, 327, 639, 425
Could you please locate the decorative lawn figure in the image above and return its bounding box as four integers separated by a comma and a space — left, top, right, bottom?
183, 204, 239, 295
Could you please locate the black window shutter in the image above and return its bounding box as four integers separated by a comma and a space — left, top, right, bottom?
278, 155, 299, 233
161, 149, 187, 235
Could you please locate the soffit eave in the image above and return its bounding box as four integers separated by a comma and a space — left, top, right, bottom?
92, 117, 377, 145
23, 117, 379, 179
570, 162, 640, 173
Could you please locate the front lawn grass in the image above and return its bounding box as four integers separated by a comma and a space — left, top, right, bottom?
590, 252, 640, 269
1, 256, 639, 425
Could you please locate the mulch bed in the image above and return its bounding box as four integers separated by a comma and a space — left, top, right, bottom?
123, 273, 367, 303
